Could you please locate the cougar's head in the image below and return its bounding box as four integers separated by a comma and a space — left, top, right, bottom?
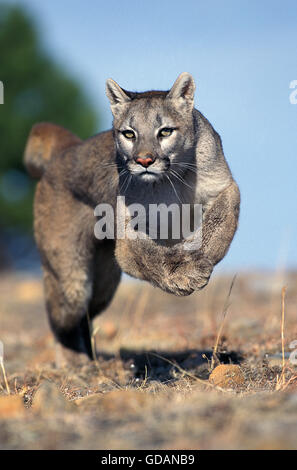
106, 73, 197, 183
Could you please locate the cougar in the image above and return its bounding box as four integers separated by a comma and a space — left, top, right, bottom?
24, 73, 240, 365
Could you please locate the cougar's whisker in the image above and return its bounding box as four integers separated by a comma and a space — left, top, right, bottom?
169, 169, 194, 190
171, 162, 199, 176
119, 173, 130, 194
166, 174, 182, 204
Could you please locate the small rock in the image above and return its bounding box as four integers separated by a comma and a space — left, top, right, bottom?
209, 364, 245, 389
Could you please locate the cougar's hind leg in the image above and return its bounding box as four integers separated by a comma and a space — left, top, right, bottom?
88, 242, 122, 321
43, 266, 93, 367
43, 241, 121, 366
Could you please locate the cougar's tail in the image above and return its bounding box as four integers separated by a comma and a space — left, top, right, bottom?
24, 122, 82, 179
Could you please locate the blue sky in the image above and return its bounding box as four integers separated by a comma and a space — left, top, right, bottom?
8, 0, 297, 270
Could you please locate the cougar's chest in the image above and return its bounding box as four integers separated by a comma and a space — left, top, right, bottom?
121, 179, 198, 246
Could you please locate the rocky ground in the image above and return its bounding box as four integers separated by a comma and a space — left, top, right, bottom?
0, 270, 296, 449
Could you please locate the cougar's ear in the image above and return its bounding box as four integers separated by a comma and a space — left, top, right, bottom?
106, 78, 131, 115
166, 72, 195, 109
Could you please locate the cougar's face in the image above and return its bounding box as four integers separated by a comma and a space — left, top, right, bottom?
106, 73, 197, 183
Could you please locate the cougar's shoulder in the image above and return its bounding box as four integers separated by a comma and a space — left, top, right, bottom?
194, 110, 234, 207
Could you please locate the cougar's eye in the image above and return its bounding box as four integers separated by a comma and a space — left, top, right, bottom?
122, 130, 135, 139
159, 128, 174, 138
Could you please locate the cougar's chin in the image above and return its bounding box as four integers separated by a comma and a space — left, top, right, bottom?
133, 170, 163, 183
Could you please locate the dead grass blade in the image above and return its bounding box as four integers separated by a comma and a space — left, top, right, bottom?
210, 274, 237, 370
0, 358, 10, 395
276, 286, 289, 391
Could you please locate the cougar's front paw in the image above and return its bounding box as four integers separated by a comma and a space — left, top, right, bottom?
165, 257, 213, 296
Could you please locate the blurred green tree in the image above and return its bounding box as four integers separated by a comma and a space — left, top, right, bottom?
0, 3, 99, 233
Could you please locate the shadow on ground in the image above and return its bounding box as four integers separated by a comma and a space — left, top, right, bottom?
98, 348, 244, 382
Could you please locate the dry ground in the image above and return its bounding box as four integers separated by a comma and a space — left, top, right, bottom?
0, 270, 296, 449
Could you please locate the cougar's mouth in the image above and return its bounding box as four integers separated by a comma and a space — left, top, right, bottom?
131, 167, 160, 181
138, 171, 161, 182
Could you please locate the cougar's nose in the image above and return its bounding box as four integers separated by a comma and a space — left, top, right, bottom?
134, 154, 155, 168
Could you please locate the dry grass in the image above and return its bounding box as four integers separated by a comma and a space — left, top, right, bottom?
0, 270, 297, 449
210, 274, 236, 370
0, 359, 10, 395
275, 287, 297, 392
0, 342, 10, 395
